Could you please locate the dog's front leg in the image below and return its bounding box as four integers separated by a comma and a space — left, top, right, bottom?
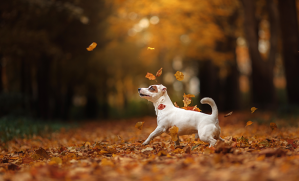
142, 126, 164, 145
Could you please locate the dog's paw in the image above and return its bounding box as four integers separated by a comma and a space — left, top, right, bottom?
142, 142, 149, 145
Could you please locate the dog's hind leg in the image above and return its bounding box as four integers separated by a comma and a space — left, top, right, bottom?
218, 136, 225, 142
195, 133, 199, 140
142, 126, 164, 145
199, 134, 217, 148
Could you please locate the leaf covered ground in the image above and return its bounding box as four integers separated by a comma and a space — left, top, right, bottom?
1, 112, 299, 181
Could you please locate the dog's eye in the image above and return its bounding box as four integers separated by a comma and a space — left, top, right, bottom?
149, 86, 154, 91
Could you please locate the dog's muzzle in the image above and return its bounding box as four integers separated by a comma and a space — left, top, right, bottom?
138, 88, 150, 97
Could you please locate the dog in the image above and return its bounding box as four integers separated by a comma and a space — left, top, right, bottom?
138, 84, 224, 147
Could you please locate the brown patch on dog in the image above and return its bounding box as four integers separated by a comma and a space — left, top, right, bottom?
149, 86, 158, 93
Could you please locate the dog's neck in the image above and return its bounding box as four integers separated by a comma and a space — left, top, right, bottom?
153, 92, 174, 115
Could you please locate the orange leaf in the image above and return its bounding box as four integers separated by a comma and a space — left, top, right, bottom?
192, 105, 201, 112
169, 125, 179, 141
183, 93, 193, 107
156, 68, 163, 77
174, 71, 184, 81
145, 72, 156, 80
270, 123, 277, 130
251, 107, 257, 113
182, 106, 201, 112
183, 93, 195, 99
174, 102, 179, 108
135, 122, 144, 130
158, 104, 166, 110
246, 121, 253, 127
224, 111, 233, 117
86, 42, 97, 51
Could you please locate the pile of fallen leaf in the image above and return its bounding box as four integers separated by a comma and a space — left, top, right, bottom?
1, 112, 299, 181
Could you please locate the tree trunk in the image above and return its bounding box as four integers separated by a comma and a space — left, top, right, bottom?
0, 54, 3, 92
199, 60, 222, 112
223, 43, 240, 111
37, 54, 51, 119
241, 0, 275, 109
278, 0, 299, 105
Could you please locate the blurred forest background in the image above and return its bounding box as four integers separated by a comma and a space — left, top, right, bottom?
0, 0, 299, 121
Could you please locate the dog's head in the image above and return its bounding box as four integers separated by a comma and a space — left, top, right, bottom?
138, 84, 167, 102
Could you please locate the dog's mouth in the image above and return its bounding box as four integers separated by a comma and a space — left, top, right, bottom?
139, 93, 150, 97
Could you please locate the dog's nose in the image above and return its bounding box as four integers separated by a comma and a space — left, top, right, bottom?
138, 88, 141, 92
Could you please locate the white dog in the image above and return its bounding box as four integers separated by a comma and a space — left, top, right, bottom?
138, 84, 224, 147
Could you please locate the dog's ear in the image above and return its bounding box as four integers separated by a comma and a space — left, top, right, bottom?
162, 87, 167, 93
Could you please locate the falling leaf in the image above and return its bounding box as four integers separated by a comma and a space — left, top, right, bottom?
251, 107, 257, 113
183, 97, 192, 107
270, 123, 277, 130
174, 71, 184, 81
147, 47, 155, 50
156, 68, 163, 77
182, 106, 201, 112
35, 147, 50, 159
158, 104, 166, 110
224, 111, 233, 117
145, 72, 156, 80
169, 125, 179, 142
183, 94, 195, 99
86, 42, 97, 51
246, 121, 253, 127
135, 122, 144, 130
192, 105, 201, 112
174, 102, 179, 108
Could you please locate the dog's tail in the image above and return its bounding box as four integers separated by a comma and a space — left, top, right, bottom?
200, 97, 218, 119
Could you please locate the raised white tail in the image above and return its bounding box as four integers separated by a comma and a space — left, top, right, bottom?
200, 97, 218, 119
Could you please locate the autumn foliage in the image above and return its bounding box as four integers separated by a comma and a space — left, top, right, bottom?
1, 113, 299, 181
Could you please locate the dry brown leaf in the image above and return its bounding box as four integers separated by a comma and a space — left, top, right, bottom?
145, 72, 156, 80
169, 125, 179, 141
35, 147, 50, 159
174, 71, 184, 81
156, 68, 163, 77
224, 111, 233, 117
251, 107, 257, 113
86, 42, 97, 51
270, 122, 277, 130
174, 102, 179, 108
135, 122, 144, 130
246, 121, 253, 127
